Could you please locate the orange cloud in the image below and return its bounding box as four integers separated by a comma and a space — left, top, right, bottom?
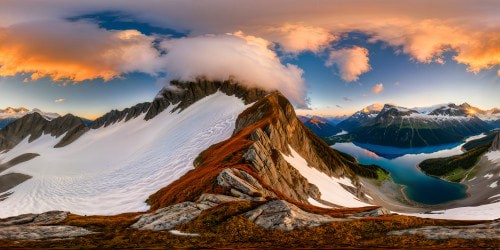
371, 83, 383, 94
0, 20, 163, 82
265, 23, 336, 54
326, 46, 371, 82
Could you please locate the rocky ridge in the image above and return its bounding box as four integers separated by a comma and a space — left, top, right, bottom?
0, 113, 88, 152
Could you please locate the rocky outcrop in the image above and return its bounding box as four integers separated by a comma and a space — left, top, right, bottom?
245, 200, 346, 230
388, 220, 500, 239
490, 132, 500, 151
0, 113, 88, 151
0, 225, 93, 240
233, 93, 373, 204
145, 79, 269, 120
217, 168, 275, 201
90, 102, 151, 129
0, 211, 69, 226
351, 207, 391, 218
132, 194, 245, 231
132, 201, 212, 231
0, 211, 93, 240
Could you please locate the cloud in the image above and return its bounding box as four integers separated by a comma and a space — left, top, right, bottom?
158, 32, 307, 107
362, 103, 384, 112
54, 98, 65, 103
265, 23, 336, 54
336, 105, 343, 108
326, 47, 371, 82
371, 83, 384, 94
0, 20, 163, 82
343, 96, 352, 101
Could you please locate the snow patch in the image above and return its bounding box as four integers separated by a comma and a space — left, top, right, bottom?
307, 197, 332, 208
484, 173, 494, 179
0, 91, 249, 218
169, 230, 199, 237
409, 202, 500, 220
281, 146, 369, 208
490, 181, 498, 188
334, 130, 349, 136
485, 151, 500, 164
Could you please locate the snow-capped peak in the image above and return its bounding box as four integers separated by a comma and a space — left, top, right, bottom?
0, 107, 60, 120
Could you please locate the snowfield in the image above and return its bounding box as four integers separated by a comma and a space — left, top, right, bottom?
282, 146, 370, 208
409, 202, 500, 220
0, 92, 249, 218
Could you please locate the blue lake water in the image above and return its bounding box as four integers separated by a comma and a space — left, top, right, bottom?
332, 141, 472, 205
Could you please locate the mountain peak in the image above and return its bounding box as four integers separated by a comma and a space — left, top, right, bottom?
145, 79, 270, 120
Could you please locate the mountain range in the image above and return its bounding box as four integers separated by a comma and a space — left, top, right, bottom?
307, 103, 498, 147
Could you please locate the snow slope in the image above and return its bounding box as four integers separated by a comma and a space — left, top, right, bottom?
0, 92, 249, 217
282, 146, 370, 208
409, 202, 500, 220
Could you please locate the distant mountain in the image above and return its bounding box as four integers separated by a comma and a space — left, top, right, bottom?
299, 116, 341, 137
349, 103, 493, 147
0, 107, 60, 129
336, 105, 381, 132
297, 115, 348, 126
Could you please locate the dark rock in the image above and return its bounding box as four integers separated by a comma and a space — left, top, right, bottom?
0, 113, 88, 152
90, 102, 151, 129
145, 79, 269, 120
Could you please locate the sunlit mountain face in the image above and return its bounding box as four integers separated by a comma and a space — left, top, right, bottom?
0, 1, 499, 248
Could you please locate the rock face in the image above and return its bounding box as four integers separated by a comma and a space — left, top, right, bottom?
245, 200, 344, 230
90, 102, 151, 129
145, 79, 269, 120
217, 168, 275, 201
132, 194, 245, 231
490, 132, 500, 151
388, 220, 500, 239
233, 93, 377, 204
0, 113, 88, 152
0, 211, 93, 240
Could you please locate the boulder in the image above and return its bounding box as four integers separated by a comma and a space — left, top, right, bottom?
245, 200, 347, 230
132, 194, 245, 231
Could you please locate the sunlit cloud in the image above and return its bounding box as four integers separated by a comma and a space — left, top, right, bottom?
158, 32, 307, 107
371, 83, 384, 94
326, 46, 371, 82
54, 98, 65, 103
265, 23, 336, 54
0, 20, 164, 82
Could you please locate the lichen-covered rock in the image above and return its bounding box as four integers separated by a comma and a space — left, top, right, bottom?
388, 220, 500, 239
0, 211, 92, 240
0, 225, 93, 240
350, 207, 391, 217
197, 193, 246, 205
245, 200, 347, 230
217, 168, 275, 201
0, 211, 69, 226
132, 194, 245, 231
132, 202, 211, 231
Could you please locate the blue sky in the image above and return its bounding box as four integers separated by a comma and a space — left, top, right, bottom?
0, 2, 499, 119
